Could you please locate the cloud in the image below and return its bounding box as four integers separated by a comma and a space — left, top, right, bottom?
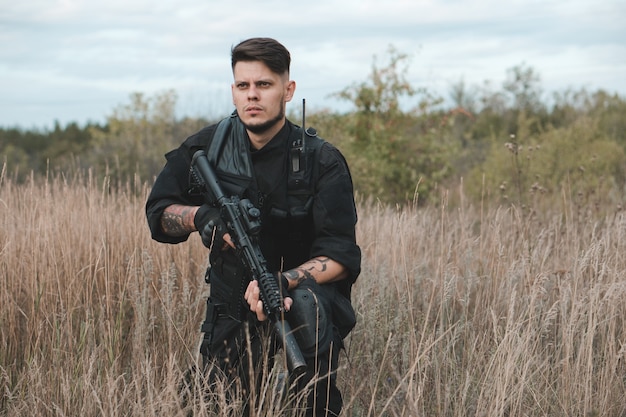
0, 0, 624, 128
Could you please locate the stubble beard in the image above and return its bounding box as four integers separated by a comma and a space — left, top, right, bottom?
240, 105, 285, 135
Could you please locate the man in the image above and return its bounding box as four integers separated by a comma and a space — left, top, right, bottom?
146, 37, 360, 416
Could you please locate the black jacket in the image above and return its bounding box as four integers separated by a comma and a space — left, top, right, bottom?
146, 116, 361, 297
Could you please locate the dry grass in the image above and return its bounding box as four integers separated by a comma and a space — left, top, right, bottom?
1, 169, 625, 416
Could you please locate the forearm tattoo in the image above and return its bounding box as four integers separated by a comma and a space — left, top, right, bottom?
161, 205, 197, 237
282, 256, 331, 285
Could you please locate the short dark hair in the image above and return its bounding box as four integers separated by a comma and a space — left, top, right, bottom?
231, 37, 291, 76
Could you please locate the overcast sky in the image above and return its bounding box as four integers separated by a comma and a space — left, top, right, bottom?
1, 0, 625, 130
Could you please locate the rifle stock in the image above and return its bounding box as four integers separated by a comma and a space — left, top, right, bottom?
191, 150, 307, 376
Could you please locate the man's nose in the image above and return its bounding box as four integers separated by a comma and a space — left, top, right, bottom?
247, 85, 259, 100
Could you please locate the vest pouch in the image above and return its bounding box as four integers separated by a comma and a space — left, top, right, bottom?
207, 254, 248, 320
269, 194, 312, 220
288, 195, 314, 218
269, 207, 289, 219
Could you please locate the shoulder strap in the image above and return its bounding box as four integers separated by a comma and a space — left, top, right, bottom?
206, 116, 232, 164
206, 112, 254, 179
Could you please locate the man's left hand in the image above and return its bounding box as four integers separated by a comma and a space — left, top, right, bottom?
244, 280, 293, 321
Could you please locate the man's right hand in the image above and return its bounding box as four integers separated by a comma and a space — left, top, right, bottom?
193, 205, 227, 249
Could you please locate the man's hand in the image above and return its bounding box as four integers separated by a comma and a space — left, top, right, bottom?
193, 204, 229, 249
244, 280, 293, 321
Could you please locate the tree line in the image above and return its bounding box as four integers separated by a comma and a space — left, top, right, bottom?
2, 48, 625, 212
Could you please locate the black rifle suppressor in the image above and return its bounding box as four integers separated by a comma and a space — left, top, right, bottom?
191, 149, 307, 376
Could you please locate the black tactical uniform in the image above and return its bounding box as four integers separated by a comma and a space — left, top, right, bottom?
146, 114, 361, 416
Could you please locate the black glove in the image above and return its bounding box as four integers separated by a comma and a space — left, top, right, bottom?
194, 205, 226, 249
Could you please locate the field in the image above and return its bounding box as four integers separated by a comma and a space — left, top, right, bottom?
1, 169, 625, 416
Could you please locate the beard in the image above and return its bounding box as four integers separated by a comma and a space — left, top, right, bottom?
240, 106, 285, 135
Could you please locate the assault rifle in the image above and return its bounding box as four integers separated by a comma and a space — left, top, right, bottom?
191, 149, 307, 376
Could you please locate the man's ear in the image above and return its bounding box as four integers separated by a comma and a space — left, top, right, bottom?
285, 80, 296, 102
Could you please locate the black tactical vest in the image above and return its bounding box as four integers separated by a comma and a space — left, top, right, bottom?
206, 114, 320, 212
205, 113, 324, 271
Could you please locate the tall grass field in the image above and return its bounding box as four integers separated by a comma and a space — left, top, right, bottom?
1, 168, 625, 416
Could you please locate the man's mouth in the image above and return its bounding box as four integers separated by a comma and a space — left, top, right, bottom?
245, 106, 263, 114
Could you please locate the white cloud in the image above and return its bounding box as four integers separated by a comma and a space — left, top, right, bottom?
0, 0, 624, 128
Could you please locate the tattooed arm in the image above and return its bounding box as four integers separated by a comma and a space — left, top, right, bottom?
244, 256, 348, 321
160, 204, 200, 237
280, 256, 349, 289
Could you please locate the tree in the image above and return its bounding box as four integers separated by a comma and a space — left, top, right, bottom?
88, 90, 179, 183
334, 47, 450, 204
503, 63, 544, 113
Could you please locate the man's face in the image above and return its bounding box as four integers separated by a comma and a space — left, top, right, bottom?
231, 60, 295, 136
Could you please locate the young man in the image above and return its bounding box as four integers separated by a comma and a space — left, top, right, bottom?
146, 37, 361, 416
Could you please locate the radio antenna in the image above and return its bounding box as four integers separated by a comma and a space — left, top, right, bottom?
301, 98, 307, 155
